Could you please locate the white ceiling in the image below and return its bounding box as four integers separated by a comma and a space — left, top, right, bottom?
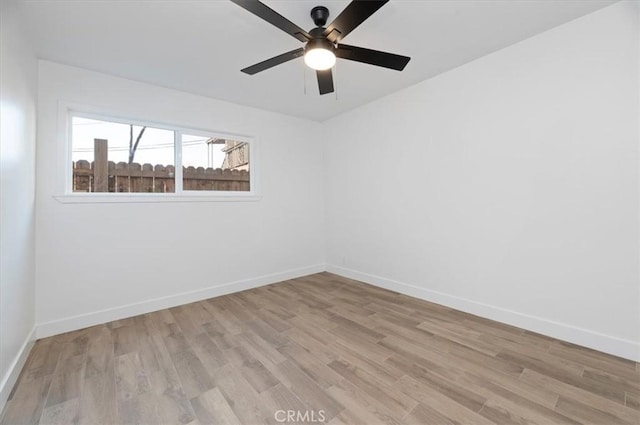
17, 0, 616, 121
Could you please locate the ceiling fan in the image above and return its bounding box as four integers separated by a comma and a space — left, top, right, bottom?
230, 0, 411, 95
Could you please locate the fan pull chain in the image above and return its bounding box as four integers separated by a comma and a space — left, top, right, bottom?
303, 61, 307, 95
334, 60, 338, 101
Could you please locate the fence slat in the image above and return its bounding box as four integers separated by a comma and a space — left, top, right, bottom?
108, 161, 116, 192
74, 160, 91, 192
141, 164, 154, 192
94, 139, 108, 192
129, 163, 142, 192
114, 162, 129, 192
165, 165, 175, 193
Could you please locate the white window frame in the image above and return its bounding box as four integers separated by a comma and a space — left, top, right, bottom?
54, 103, 260, 203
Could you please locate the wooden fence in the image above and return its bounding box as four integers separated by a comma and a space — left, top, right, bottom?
73, 139, 249, 192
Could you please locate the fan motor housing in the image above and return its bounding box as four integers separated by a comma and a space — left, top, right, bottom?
305, 37, 334, 54
309, 27, 327, 39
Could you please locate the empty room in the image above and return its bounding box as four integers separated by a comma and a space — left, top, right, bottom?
1, 0, 638, 424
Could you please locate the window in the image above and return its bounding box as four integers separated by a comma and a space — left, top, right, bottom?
69, 113, 253, 197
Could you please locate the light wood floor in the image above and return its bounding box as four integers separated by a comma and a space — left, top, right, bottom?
1, 273, 638, 425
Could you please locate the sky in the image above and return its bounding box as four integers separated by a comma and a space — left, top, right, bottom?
72, 116, 228, 168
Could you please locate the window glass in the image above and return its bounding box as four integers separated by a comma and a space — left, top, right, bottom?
72, 116, 175, 192
182, 134, 250, 192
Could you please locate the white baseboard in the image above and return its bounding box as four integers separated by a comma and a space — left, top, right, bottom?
36, 264, 325, 339
32, 262, 640, 362
0, 327, 36, 414
326, 264, 640, 362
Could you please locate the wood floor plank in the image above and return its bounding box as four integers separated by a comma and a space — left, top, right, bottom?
201, 320, 236, 350
190, 387, 241, 425
78, 371, 117, 425
286, 314, 338, 347
210, 365, 272, 425
114, 352, 150, 401
326, 379, 404, 425
475, 381, 580, 425
396, 360, 487, 412
39, 398, 80, 425
258, 383, 308, 422
278, 341, 343, 389
463, 367, 560, 410
3, 272, 637, 425
583, 367, 640, 393
166, 346, 215, 400
555, 395, 633, 425
329, 297, 377, 318
379, 336, 462, 379
114, 352, 162, 425
113, 325, 138, 357
626, 392, 640, 411
392, 375, 496, 425
145, 309, 179, 338
215, 297, 257, 325
479, 396, 578, 425
472, 323, 551, 353
519, 368, 639, 424
417, 318, 502, 356
83, 326, 113, 378
548, 340, 637, 378
201, 299, 244, 336
403, 403, 457, 425
269, 360, 344, 422
252, 308, 292, 333
27, 339, 64, 380
372, 320, 449, 354
132, 316, 162, 374
480, 333, 585, 374
282, 327, 338, 365
327, 358, 417, 417
19, 339, 54, 377
1, 374, 53, 425
328, 318, 385, 345
190, 332, 228, 372
240, 355, 279, 394
169, 305, 205, 340
235, 330, 287, 366
76, 325, 117, 424
246, 320, 289, 349
501, 349, 626, 404
329, 339, 403, 386
146, 367, 197, 424
45, 369, 84, 409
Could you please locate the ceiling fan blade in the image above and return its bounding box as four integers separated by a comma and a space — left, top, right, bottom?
231, 0, 311, 42
241, 48, 305, 75
323, 0, 388, 43
316, 69, 334, 95
335, 44, 410, 71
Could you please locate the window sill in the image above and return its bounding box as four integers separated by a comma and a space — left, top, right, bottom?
54, 193, 262, 204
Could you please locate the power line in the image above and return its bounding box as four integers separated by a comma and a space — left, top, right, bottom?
72, 139, 214, 153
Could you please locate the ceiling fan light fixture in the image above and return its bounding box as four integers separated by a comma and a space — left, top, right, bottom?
304, 47, 336, 70
304, 38, 336, 70
232, 0, 410, 95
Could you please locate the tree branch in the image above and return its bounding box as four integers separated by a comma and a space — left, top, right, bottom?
128, 126, 147, 164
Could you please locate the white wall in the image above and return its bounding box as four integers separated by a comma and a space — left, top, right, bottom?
0, 0, 38, 408
325, 2, 639, 360
35, 61, 325, 335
